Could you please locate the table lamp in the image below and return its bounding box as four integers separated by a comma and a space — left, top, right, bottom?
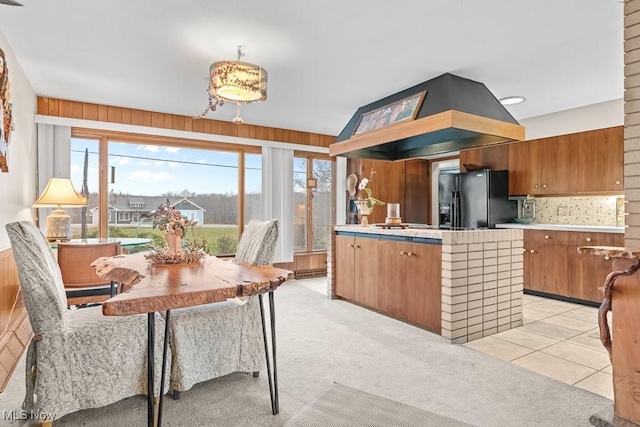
33, 178, 87, 242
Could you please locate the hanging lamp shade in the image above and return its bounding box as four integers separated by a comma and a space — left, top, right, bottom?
209, 60, 268, 103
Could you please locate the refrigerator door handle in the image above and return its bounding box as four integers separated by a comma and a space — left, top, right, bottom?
449, 192, 456, 229
451, 191, 460, 229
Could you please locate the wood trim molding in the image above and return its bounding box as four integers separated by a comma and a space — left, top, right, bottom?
329, 110, 525, 157
38, 97, 336, 149
0, 248, 32, 392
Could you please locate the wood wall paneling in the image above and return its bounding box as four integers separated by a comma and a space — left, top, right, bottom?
610, 258, 640, 424
37, 97, 336, 149
0, 249, 32, 392
347, 158, 429, 224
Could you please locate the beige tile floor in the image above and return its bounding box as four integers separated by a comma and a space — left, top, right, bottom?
464, 294, 613, 399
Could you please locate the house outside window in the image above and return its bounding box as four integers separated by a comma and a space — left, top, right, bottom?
118, 212, 130, 222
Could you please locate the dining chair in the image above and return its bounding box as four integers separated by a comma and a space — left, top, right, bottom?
167, 219, 279, 400
57, 241, 121, 306
6, 221, 169, 424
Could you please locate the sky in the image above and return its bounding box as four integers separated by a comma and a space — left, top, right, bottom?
70, 138, 263, 197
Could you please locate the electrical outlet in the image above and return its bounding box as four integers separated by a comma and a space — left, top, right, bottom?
558, 206, 568, 216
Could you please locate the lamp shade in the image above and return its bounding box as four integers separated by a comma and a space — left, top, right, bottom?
33, 178, 86, 208
209, 60, 267, 103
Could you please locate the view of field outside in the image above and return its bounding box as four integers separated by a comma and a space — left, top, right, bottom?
69, 138, 333, 255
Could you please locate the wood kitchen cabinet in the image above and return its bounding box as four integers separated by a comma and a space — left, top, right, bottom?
334, 234, 380, 307
379, 239, 441, 331
335, 233, 441, 333
527, 241, 569, 296
508, 126, 623, 196
335, 235, 356, 300
523, 229, 620, 303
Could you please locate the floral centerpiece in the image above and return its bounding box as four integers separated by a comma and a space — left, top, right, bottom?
355, 169, 385, 226
145, 199, 207, 264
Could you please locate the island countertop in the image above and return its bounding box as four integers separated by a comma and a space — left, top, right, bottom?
334, 225, 523, 244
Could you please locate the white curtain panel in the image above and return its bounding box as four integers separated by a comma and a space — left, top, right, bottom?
261, 146, 294, 263
36, 124, 71, 232
335, 156, 347, 225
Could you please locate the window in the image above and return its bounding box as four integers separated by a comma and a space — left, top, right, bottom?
118, 212, 130, 222
69, 138, 100, 238
108, 211, 112, 222
244, 153, 262, 224
293, 158, 308, 252
294, 155, 335, 253
107, 140, 241, 255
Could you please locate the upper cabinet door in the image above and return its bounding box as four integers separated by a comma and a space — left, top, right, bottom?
537, 135, 574, 195
581, 127, 624, 193
508, 139, 540, 196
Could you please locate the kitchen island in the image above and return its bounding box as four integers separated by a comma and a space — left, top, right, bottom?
329, 225, 524, 343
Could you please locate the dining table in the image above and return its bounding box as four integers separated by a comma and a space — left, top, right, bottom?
92, 252, 293, 427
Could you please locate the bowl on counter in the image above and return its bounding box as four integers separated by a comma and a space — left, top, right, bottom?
513, 218, 535, 224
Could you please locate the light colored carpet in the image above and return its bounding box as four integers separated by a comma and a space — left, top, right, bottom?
0, 281, 611, 426
284, 382, 473, 427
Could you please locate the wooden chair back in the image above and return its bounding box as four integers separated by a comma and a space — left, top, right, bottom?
57, 241, 122, 288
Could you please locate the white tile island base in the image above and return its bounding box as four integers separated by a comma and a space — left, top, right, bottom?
328, 226, 524, 344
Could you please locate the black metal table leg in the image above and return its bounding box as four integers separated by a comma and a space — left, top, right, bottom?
157, 310, 171, 427
269, 291, 279, 414
147, 313, 155, 427
259, 292, 279, 415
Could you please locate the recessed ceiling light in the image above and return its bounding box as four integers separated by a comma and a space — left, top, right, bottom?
499, 96, 527, 105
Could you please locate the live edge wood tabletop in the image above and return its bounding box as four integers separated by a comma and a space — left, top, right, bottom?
92, 252, 293, 316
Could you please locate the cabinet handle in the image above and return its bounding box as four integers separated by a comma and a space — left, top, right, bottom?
530, 249, 535, 253
605, 255, 610, 261
544, 235, 550, 239
348, 244, 354, 248
616, 180, 621, 185
586, 237, 592, 242
523, 248, 527, 253
355, 245, 361, 249
535, 184, 539, 189
543, 184, 547, 189
400, 251, 407, 255
408, 252, 414, 257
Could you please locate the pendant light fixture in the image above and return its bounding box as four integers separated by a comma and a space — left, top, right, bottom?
195, 46, 268, 124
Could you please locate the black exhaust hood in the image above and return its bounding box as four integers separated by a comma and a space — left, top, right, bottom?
329, 73, 525, 161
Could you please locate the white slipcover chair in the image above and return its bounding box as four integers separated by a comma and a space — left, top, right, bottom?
168, 219, 279, 396
6, 221, 167, 421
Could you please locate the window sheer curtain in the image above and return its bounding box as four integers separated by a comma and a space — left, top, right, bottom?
36, 124, 71, 232
335, 157, 347, 225
261, 147, 294, 263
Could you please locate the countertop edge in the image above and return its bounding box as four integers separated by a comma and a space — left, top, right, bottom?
496, 223, 625, 233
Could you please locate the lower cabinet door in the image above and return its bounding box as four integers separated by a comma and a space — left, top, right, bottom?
528, 243, 569, 296
334, 235, 355, 300
353, 237, 380, 309
403, 242, 442, 333
567, 246, 611, 303
379, 240, 409, 320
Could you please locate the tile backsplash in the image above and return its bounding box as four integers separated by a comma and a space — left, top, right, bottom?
530, 196, 621, 226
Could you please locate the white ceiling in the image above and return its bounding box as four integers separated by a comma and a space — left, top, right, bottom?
0, 0, 624, 136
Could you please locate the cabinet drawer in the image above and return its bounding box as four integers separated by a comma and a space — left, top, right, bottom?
567, 232, 614, 247
529, 230, 569, 245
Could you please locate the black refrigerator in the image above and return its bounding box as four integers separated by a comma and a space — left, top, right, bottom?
438, 169, 516, 229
